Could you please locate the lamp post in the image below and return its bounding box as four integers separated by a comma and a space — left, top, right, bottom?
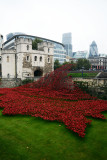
82, 67, 84, 77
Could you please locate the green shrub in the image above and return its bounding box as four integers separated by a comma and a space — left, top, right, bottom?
75, 81, 107, 100
22, 79, 34, 85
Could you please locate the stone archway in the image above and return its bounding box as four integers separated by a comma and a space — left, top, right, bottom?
34, 69, 43, 81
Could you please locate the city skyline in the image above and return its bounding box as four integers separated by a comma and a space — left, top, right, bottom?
0, 0, 107, 54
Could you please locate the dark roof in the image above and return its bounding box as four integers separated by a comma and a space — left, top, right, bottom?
97, 72, 107, 78
3, 34, 65, 47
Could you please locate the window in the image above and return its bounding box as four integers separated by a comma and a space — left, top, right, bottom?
40, 56, 42, 62
7, 73, 10, 78
7, 56, 9, 62
34, 56, 37, 61
27, 45, 29, 50
47, 56, 50, 63
48, 48, 50, 53
0, 56, 1, 61
26, 56, 30, 61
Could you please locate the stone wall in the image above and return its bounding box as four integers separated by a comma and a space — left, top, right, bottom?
43, 55, 54, 75
0, 78, 21, 88
73, 77, 107, 87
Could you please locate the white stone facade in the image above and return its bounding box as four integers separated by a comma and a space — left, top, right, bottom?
1, 37, 54, 80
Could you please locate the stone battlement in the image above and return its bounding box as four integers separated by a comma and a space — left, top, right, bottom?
15, 37, 32, 45
38, 41, 54, 49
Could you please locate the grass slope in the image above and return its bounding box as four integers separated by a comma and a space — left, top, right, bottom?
68, 72, 98, 77
0, 109, 107, 160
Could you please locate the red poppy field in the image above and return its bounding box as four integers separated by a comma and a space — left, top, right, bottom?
0, 64, 107, 137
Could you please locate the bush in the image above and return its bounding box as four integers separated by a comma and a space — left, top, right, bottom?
21, 79, 34, 85
75, 81, 107, 100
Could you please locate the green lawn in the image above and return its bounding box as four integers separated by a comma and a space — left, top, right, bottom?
68, 72, 98, 78
0, 109, 107, 160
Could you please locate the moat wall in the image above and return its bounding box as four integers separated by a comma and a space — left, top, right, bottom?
0, 78, 22, 88
73, 78, 107, 87
0, 77, 107, 88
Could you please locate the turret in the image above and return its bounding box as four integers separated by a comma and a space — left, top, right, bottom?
0, 34, 3, 55
38, 41, 54, 55
15, 37, 32, 53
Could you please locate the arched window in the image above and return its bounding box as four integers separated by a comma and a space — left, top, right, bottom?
34, 56, 37, 61
40, 56, 42, 62
27, 45, 29, 50
7, 56, 9, 62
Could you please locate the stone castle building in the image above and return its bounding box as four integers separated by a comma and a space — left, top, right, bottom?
88, 56, 107, 70
1, 37, 54, 81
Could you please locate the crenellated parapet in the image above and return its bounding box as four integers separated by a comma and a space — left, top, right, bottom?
38, 41, 54, 55
1, 49, 16, 55
38, 41, 54, 49
15, 37, 32, 53
15, 37, 32, 45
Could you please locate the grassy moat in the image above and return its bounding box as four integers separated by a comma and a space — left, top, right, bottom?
0, 109, 107, 160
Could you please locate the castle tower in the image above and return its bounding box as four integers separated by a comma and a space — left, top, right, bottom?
0, 34, 3, 55
15, 37, 32, 53
15, 38, 54, 79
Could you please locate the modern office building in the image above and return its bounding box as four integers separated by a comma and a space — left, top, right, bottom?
89, 41, 98, 58
6, 32, 25, 41
62, 32, 72, 57
3, 33, 66, 64
73, 51, 88, 59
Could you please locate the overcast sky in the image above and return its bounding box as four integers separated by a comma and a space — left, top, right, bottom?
0, 0, 107, 53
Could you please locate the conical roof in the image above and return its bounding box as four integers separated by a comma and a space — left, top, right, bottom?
91, 41, 97, 46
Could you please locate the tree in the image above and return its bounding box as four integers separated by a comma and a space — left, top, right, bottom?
70, 60, 77, 70
83, 59, 91, 70
32, 38, 43, 50
54, 59, 61, 70
76, 59, 84, 69
62, 61, 70, 65
76, 59, 91, 70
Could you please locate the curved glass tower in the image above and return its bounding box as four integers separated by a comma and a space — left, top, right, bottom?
89, 41, 98, 58
6, 32, 25, 41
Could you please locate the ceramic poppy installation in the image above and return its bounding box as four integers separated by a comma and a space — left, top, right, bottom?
0, 64, 107, 137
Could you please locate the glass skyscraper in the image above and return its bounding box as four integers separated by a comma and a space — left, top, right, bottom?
73, 51, 88, 59
89, 41, 98, 58
62, 32, 72, 57
6, 32, 25, 41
